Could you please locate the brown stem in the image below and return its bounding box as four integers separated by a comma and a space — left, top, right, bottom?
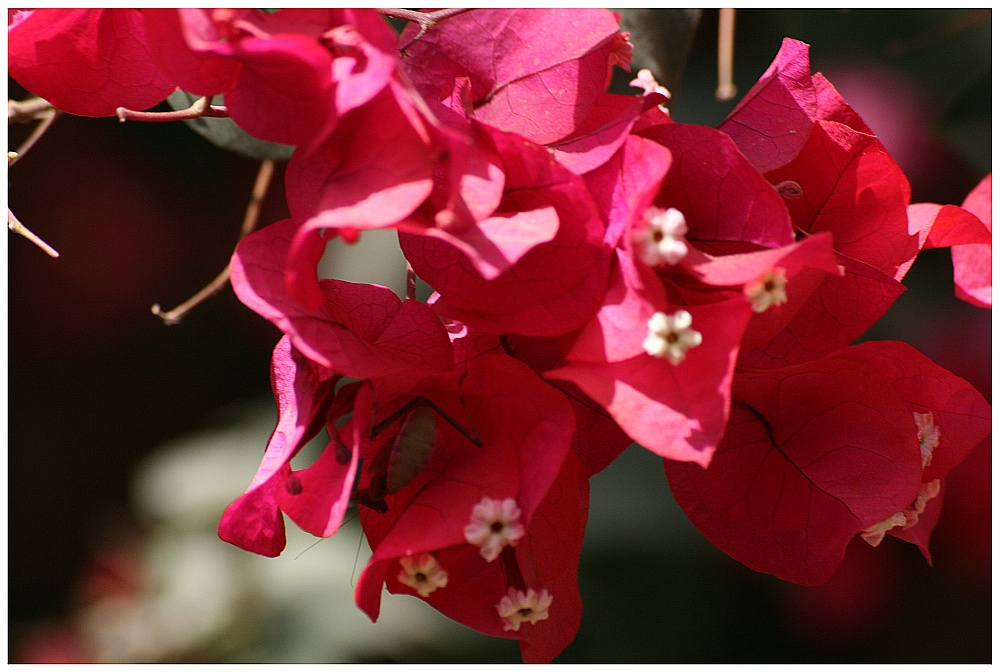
8, 208, 59, 258
237, 159, 276, 238
117, 95, 229, 123
8, 96, 54, 124
406, 262, 418, 302
151, 159, 276, 325
9, 107, 61, 166
715, 8, 737, 101
378, 8, 469, 53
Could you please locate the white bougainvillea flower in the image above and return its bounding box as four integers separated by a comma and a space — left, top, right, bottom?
642, 309, 702, 364
397, 553, 449, 597
629, 68, 671, 111
635, 206, 688, 267
861, 478, 942, 547
463, 497, 525, 562
913, 411, 941, 469
496, 587, 553, 632
744, 267, 789, 313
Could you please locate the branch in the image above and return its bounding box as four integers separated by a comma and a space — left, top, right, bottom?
8, 208, 59, 258
378, 8, 469, 53
117, 95, 229, 123
715, 8, 737, 101
151, 159, 276, 325
8, 96, 54, 124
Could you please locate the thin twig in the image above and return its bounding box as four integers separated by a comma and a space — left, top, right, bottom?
406, 262, 418, 302
9, 107, 61, 166
237, 160, 277, 239
8, 96, 54, 124
8, 208, 59, 258
117, 95, 229, 124
378, 8, 469, 53
716, 8, 737, 101
151, 159, 276, 325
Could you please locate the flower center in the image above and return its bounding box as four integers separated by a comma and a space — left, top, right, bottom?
496, 587, 554, 632
643, 310, 702, 365
635, 206, 688, 267
397, 554, 449, 597
744, 267, 789, 313
464, 497, 526, 562
913, 411, 940, 469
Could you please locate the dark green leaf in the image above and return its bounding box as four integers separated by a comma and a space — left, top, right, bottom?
167, 90, 295, 162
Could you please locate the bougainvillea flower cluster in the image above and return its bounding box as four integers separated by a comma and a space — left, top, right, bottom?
10, 9, 991, 662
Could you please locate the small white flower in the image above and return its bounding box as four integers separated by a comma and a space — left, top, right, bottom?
397, 553, 449, 597
911, 478, 941, 516
913, 411, 940, 469
635, 206, 688, 267
629, 68, 671, 112
860, 511, 908, 547
463, 497, 525, 562
643, 309, 702, 365
744, 267, 789, 313
860, 478, 941, 547
496, 587, 553, 632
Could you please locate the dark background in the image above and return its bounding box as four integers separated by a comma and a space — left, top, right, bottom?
8, 9, 991, 663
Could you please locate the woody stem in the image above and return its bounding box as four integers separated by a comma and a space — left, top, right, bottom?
151, 159, 276, 325
716, 8, 737, 101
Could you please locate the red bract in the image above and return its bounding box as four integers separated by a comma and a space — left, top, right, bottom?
399, 128, 610, 337
218, 336, 350, 557
719, 38, 916, 277
282, 82, 435, 288
765, 120, 915, 281
350, 344, 582, 662
549, 125, 839, 465
401, 8, 627, 146
665, 351, 921, 585
717, 38, 816, 173
738, 255, 905, 369
352, 344, 574, 553
675, 234, 841, 350
664, 340, 991, 584
544, 133, 749, 465
548, 91, 668, 175
833, 341, 992, 559
143, 8, 398, 148
551, 293, 751, 467
496, 332, 635, 477
230, 218, 454, 379
639, 122, 796, 249
8, 9, 177, 117
704, 40, 924, 367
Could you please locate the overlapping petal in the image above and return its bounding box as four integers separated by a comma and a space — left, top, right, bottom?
401, 8, 625, 145
9, 9, 177, 117
665, 352, 924, 584
951, 173, 993, 308
230, 218, 454, 378
218, 336, 341, 556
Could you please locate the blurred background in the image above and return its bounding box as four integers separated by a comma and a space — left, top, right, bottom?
7, 9, 991, 663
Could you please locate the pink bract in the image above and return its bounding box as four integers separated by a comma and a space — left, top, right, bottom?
400, 132, 610, 337
951, 174, 993, 308
230, 218, 454, 379
401, 8, 626, 146
218, 336, 345, 557
352, 347, 582, 661
144, 8, 398, 148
